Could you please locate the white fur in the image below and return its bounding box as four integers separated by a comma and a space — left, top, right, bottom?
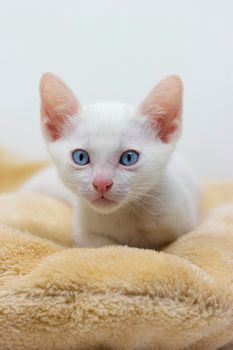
22, 101, 200, 248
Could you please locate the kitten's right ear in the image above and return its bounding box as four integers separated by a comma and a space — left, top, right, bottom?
135, 75, 183, 143
40, 73, 80, 141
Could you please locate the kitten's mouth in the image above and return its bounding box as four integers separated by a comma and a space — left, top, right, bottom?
92, 195, 117, 206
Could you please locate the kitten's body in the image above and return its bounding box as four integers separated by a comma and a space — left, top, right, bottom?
23, 153, 199, 248
22, 75, 200, 248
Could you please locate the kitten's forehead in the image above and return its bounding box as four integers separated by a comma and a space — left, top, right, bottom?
64, 102, 155, 165
70, 102, 142, 145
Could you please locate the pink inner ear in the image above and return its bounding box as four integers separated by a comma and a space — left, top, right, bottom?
40, 73, 80, 141
138, 75, 183, 143
41, 105, 68, 141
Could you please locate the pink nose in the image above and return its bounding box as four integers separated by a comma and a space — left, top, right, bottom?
92, 176, 113, 193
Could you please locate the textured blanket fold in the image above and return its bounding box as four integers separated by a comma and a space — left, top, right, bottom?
0, 147, 233, 350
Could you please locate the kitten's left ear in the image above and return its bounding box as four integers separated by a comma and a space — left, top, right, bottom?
40, 73, 81, 142
136, 75, 183, 143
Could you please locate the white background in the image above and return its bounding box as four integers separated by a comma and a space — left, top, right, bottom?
0, 0, 232, 179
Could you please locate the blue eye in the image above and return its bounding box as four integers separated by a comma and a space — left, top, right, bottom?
72, 149, 90, 166
120, 150, 139, 166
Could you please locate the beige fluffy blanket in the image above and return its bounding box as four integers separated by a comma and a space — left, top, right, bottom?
1, 147, 233, 350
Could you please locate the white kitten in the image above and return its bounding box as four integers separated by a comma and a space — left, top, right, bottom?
22, 73, 200, 248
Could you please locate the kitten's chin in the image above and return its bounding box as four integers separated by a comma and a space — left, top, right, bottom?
89, 197, 122, 214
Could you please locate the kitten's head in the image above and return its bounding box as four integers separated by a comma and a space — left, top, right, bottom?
40, 73, 183, 213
